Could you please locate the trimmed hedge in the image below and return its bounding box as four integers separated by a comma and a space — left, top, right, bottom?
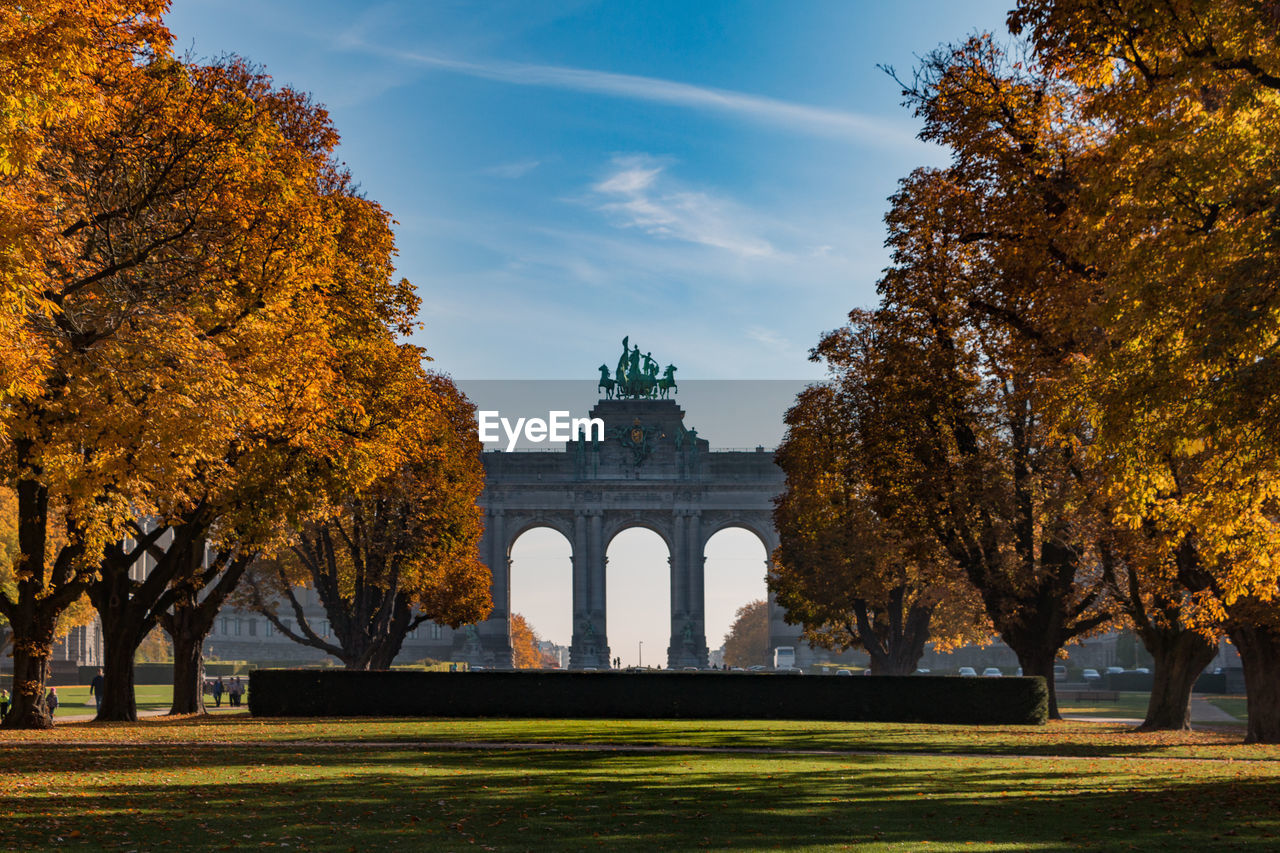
249, 670, 1048, 725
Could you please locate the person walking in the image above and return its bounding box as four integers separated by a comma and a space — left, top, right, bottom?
46, 687, 59, 716
212, 677, 225, 708
89, 668, 104, 713
229, 677, 243, 707
0, 688, 10, 718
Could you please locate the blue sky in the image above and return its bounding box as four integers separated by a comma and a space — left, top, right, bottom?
167, 0, 1014, 382
166, 0, 1017, 661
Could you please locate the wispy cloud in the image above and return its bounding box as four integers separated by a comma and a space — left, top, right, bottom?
346, 42, 921, 149
480, 159, 541, 179
588, 155, 776, 259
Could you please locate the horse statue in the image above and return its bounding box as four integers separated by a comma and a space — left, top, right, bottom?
597, 364, 616, 399
658, 364, 678, 398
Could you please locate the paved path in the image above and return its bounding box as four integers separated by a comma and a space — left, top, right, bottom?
1064, 696, 1242, 728
1191, 696, 1240, 723
56, 708, 170, 723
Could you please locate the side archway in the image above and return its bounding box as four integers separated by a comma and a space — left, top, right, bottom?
508, 525, 574, 668
703, 523, 771, 667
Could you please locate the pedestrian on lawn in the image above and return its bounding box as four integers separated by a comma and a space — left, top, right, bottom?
89, 668, 104, 712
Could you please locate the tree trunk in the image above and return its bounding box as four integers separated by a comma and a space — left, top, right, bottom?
858, 598, 933, 676
367, 593, 415, 671
1228, 617, 1280, 744
1137, 627, 1216, 731
168, 614, 206, 716
3, 630, 54, 729
96, 616, 140, 722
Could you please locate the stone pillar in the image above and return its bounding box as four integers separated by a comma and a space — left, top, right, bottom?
463, 508, 513, 668
687, 511, 708, 667
667, 512, 686, 668
667, 510, 708, 668
571, 510, 609, 669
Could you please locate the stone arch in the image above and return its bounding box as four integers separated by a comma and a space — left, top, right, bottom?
603, 522, 672, 669
702, 521, 773, 666
505, 514, 576, 559
506, 521, 575, 666
602, 515, 674, 553
466, 396, 795, 671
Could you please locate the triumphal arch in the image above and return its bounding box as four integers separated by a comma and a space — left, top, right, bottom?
458, 340, 797, 670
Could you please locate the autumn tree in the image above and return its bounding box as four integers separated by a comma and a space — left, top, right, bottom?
880, 31, 1242, 728
511, 614, 543, 669
773, 370, 989, 675
1000, 0, 1280, 742
0, 2, 170, 408
850, 169, 1114, 717
245, 370, 492, 671
0, 52, 359, 724
77, 66, 428, 720
722, 600, 770, 669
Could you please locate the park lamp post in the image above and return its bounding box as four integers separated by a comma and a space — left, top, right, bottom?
638, 641, 643, 669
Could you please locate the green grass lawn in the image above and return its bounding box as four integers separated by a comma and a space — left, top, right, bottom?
0, 717, 1277, 851
1057, 691, 1151, 718
45, 684, 243, 718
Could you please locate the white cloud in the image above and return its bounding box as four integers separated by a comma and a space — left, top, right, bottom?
589, 155, 776, 259
347, 42, 925, 149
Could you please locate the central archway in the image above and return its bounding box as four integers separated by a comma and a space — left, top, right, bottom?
605, 527, 671, 669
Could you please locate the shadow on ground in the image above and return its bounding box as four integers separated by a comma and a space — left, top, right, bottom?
2, 740, 1278, 851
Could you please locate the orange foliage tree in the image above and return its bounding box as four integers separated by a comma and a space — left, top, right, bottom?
773, 351, 990, 675
511, 614, 543, 669
0, 2, 170, 407
243, 369, 492, 671
722, 600, 771, 669
1004, 0, 1280, 744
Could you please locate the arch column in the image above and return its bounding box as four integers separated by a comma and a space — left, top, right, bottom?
570, 509, 609, 668
462, 507, 514, 669
668, 509, 708, 668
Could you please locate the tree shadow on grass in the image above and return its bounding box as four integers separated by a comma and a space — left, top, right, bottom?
35, 715, 1267, 759
2, 743, 1279, 851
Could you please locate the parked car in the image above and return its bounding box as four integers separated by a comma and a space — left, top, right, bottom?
982, 667, 1002, 678
958, 666, 978, 677
1053, 665, 1067, 681
835, 669, 854, 676
914, 668, 931, 674
1105, 666, 1124, 674
1082, 668, 1102, 682
1134, 667, 1150, 674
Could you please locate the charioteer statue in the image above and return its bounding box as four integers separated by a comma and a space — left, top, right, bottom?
598, 336, 677, 400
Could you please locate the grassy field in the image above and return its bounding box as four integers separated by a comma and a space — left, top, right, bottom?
1056, 691, 1151, 718
1058, 691, 1251, 726
1, 716, 1277, 851
41, 684, 243, 718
